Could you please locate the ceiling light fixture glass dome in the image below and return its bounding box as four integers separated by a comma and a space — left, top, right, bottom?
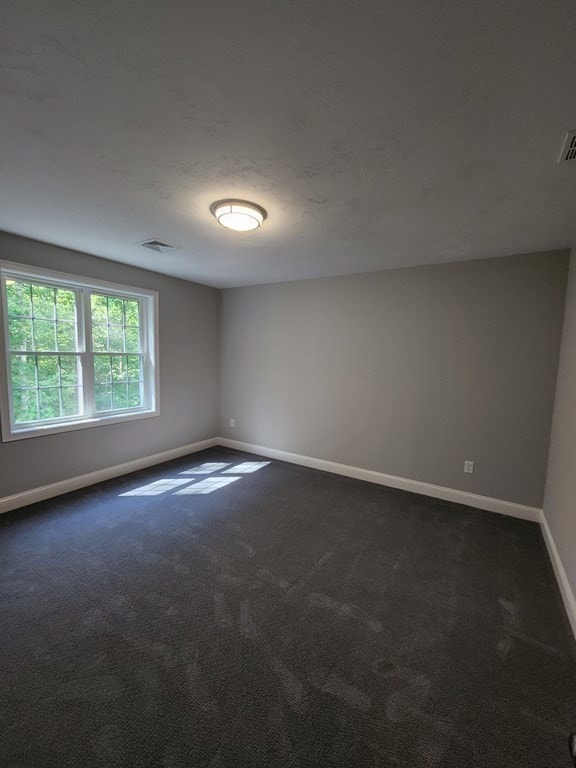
210, 199, 267, 232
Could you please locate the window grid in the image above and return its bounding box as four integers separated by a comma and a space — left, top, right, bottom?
10, 357, 82, 424
8, 283, 78, 355
90, 294, 141, 354
90, 294, 143, 414
7, 280, 82, 424
93, 353, 144, 413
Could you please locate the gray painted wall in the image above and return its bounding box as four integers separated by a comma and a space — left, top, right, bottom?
219, 251, 569, 508
543, 253, 576, 599
0, 235, 569, 512
0, 232, 220, 497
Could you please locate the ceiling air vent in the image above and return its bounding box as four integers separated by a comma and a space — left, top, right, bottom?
138, 239, 178, 253
558, 130, 576, 163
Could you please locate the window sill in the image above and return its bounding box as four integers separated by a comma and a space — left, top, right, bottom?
1, 408, 159, 442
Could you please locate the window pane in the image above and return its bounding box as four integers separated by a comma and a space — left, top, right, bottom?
125, 326, 139, 353
124, 300, 139, 326
108, 297, 124, 324
91, 294, 108, 324
13, 389, 39, 423
95, 383, 112, 412
92, 323, 108, 352
112, 383, 128, 409
94, 355, 111, 385
127, 356, 142, 382
31, 284, 55, 319
108, 325, 124, 353
55, 288, 76, 321
33, 319, 57, 351
111, 355, 127, 383
127, 382, 142, 407
39, 387, 60, 420
61, 386, 80, 416
10, 355, 37, 389
56, 321, 76, 352
6, 281, 32, 317
37, 355, 59, 387
9, 318, 33, 351
60, 356, 79, 386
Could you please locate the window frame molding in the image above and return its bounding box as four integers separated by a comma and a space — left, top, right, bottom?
0, 259, 160, 442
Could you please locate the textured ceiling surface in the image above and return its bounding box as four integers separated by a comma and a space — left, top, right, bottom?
1, 0, 575, 287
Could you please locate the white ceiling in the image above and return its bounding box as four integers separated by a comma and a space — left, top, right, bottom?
1, 0, 575, 288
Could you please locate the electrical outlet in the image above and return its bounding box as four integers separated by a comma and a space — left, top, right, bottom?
229, 418, 235, 428
464, 460, 474, 474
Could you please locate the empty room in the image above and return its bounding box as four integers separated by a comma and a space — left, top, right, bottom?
1, 1, 575, 766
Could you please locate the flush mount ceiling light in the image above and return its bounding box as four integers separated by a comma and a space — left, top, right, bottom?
210, 199, 267, 232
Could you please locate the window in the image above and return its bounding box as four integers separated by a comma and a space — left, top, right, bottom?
0, 261, 159, 441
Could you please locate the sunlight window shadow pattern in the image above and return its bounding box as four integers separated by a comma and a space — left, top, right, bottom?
120, 478, 192, 496
118, 461, 271, 498
179, 463, 231, 475
223, 462, 270, 474
174, 477, 241, 495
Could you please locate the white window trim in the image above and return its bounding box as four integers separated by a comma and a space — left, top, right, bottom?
0, 260, 159, 442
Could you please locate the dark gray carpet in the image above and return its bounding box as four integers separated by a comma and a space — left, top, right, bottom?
1, 447, 575, 767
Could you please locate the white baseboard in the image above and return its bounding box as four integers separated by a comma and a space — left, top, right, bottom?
217, 437, 542, 522
0, 437, 218, 515
0, 434, 543, 521
0, 434, 543, 523
540, 511, 576, 639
